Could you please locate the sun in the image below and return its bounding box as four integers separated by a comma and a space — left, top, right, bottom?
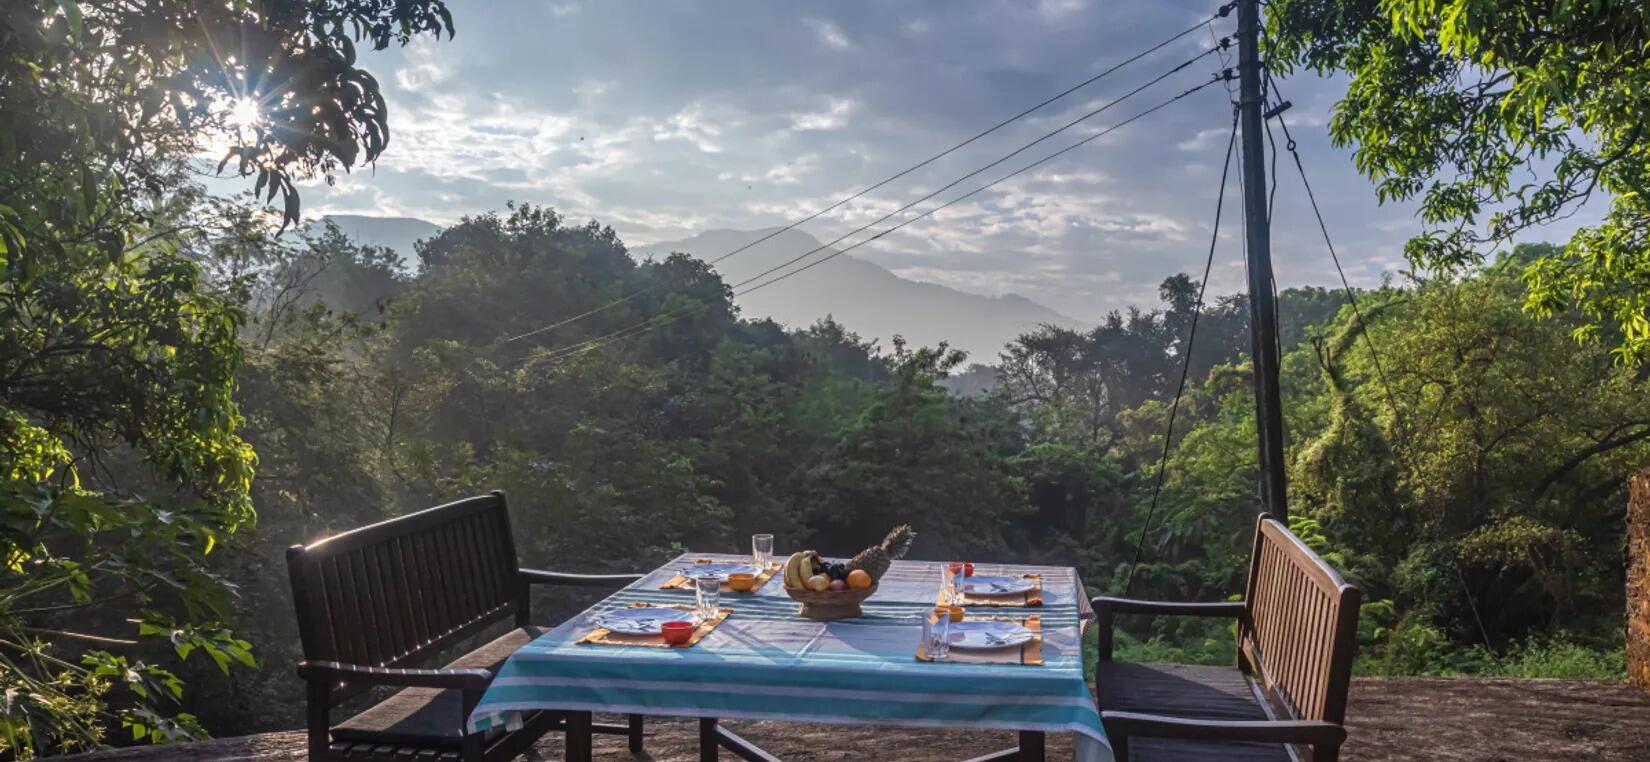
226, 97, 262, 130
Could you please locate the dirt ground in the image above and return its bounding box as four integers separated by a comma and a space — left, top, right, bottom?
59, 677, 1650, 761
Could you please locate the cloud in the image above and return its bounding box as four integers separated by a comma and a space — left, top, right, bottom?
653, 103, 727, 153
395, 37, 451, 91
1177, 128, 1228, 152
1037, 0, 1088, 18
287, 0, 1488, 322
805, 18, 852, 50
790, 98, 857, 131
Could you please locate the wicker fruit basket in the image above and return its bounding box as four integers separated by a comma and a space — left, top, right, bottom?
785, 583, 878, 620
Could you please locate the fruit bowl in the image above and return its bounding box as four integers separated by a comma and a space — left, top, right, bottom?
785, 582, 878, 620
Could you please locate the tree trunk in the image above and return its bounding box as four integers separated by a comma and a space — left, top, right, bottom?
1629, 468, 1650, 691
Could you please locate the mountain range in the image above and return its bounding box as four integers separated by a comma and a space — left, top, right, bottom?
318, 215, 1083, 360
634, 229, 1083, 361
316, 215, 442, 264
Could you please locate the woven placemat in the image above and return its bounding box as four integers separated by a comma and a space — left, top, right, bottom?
577, 605, 732, 649
660, 560, 782, 594
915, 615, 1043, 666
936, 573, 1043, 607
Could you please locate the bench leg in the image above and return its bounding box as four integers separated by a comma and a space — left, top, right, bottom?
565, 710, 592, 762
628, 713, 644, 752
699, 717, 719, 762
1019, 731, 1045, 762
304, 680, 331, 761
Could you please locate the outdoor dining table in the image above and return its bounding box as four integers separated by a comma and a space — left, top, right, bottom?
467, 552, 1108, 762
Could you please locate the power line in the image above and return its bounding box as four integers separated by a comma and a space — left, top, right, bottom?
720, 45, 1228, 297
1122, 111, 1240, 598
524, 73, 1232, 368
1266, 74, 1401, 416
502, 8, 1235, 344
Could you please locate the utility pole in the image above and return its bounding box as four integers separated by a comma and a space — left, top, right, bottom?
1237, 0, 1288, 521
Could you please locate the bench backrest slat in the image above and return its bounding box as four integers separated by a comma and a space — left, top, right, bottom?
1238, 514, 1361, 734
286, 492, 523, 701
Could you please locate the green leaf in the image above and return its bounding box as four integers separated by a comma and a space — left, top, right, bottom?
55, 0, 82, 38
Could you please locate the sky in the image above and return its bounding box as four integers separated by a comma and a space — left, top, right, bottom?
286, 0, 1601, 322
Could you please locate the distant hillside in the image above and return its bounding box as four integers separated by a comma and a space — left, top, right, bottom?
312, 215, 442, 265
303, 217, 1081, 359
638, 229, 1085, 361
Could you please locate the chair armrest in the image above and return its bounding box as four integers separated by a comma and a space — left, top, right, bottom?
296, 660, 493, 691
519, 568, 644, 587
1091, 597, 1246, 663
1102, 711, 1346, 746
1091, 597, 1246, 617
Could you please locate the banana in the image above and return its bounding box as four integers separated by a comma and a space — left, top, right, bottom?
782, 550, 826, 589
782, 551, 808, 588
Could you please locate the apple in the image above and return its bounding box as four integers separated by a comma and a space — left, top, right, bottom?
805, 574, 831, 592
828, 579, 848, 592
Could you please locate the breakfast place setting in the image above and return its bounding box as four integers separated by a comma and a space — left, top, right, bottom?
466, 526, 1106, 762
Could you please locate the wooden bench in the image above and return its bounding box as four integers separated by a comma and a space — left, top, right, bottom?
286, 491, 644, 762
1093, 513, 1361, 762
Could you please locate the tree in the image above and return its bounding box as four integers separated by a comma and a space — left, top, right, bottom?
1268, 0, 1650, 364
1, 0, 451, 752
805, 340, 1029, 558
1276, 252, 1650, 653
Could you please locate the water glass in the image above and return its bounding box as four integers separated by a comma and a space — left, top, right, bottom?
695, 575, 721, 622
752, 533, 774, 568
923, 606, 952, 661
947, 563, 968, 605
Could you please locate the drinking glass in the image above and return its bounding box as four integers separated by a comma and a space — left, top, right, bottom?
752, 533, 774, 568
695, 575, 721, 622
924, 606, 952, 661
947, 562, 968, 605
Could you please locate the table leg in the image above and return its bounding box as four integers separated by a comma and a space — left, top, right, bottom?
628, 713, 645, 752
1018, 730, 1045, 762
565, 711, 592, 762
699, 717, 719, 762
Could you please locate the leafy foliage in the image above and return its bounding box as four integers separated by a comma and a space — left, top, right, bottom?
1, 0, 449, 754
1268, 0, 1650, 364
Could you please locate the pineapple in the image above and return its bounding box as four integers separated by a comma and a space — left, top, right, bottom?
846, 525, 916, 581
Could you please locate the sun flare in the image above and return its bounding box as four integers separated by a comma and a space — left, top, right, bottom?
226, 97, 262, 130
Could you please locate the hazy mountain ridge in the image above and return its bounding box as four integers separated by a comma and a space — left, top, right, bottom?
312, 215, 442, 265
638, 228, 1085, 361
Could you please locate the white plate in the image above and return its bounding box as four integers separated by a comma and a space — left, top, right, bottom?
679, 563, 763, 581
946, 620, 1035, 650
594, 607, 695, 635
958, 575, 1036, 596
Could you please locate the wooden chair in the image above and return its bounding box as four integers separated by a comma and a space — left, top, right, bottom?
1093, 513, 1361, 762
286, 491, 644, 761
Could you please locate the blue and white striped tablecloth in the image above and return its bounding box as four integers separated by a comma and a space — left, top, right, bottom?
468, 552, 1109, 762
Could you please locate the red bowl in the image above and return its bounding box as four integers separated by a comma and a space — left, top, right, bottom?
661, 620, 694, 645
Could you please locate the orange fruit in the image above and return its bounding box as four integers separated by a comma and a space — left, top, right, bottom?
846, 569, 872, 589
